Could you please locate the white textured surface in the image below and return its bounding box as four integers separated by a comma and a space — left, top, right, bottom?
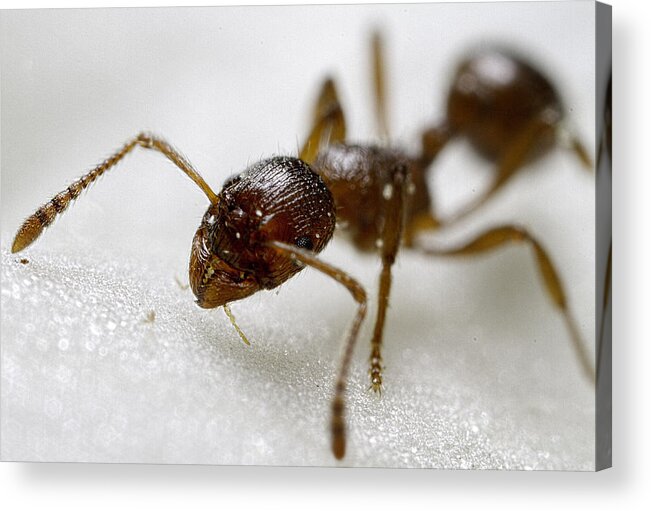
1, 234, 594, 468
1, 3, 595, 469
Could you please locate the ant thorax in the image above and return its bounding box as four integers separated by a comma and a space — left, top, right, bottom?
313, 144, 432, 252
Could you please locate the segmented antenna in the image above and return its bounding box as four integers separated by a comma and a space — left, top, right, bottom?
12, 133, 218, 253
12, 138, 138, 253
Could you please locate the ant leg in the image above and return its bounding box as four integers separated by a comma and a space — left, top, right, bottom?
371, 30, 389, 142
403, 210, 440, 248
596, 241, 611, 380
400, 123, 453, 245
266, 240, 367, 460
568, 135, 593, 170
557, 121, 594, 171
12, 132, 217, 253
442, 116, 557, 226
418, 124, 453, 170
369, 164, 408, 394
416, 225, 595, 384
595, 78, 611, 380
300, 78, 347, 164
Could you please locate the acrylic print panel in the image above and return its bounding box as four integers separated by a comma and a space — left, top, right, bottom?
1, 2, 596, 469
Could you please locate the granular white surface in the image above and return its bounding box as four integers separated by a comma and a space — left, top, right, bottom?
1, 4, 596, 469
1, 213, 595, 469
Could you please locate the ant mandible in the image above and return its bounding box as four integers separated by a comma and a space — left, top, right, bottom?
11, 133, 366, 460
11, 32, 595, 462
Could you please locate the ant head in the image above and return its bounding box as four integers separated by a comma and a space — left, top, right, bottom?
189, 201, 261, 309
189, 156, 337, 309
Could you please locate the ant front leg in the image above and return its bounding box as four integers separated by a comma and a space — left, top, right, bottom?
416, 225, 595, 384
266, 241, 367, 460
369, 163, 408, 394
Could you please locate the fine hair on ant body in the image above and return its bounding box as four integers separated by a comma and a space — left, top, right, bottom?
11, 31, 594, 461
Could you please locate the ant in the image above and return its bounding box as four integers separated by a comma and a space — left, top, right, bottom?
299, 33, 595, 391
12, 131, 365, 461
11, 32, 594, 462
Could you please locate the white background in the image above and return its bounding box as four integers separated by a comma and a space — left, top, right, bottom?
0, 0, 647, 509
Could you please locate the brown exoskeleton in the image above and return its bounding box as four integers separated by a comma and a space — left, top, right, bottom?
420, 48, 593, 223
12, 134, 366, 460
11, 32, 595, 462
298, 33, 595, 402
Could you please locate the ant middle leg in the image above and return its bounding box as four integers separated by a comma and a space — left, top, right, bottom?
415, 225, 595, 384
369, 163, 408, 394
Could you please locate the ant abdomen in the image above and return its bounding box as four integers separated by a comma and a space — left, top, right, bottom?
190, 156, 336, 308
447, 50, 563, 161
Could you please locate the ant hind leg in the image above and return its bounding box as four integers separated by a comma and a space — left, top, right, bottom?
415, 224, 595, 384
442, 116, 556, 227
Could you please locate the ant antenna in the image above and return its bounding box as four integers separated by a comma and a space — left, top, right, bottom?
12, 133, 219, 253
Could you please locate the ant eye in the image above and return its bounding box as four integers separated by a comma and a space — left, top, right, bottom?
296, 236, 313, 250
